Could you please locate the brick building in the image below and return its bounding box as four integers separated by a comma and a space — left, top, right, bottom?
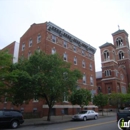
96, 29, 130, 95
0, 22, 97, 116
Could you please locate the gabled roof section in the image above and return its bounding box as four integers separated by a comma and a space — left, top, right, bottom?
99, 42, 114, 48
96, 71, 102, 79
112, 29, 128, 36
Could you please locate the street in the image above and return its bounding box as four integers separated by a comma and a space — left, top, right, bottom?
2, 116, 118, 130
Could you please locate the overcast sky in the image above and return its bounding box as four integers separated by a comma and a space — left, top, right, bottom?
0, 0, 130, 71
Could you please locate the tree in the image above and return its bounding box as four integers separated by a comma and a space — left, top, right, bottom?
69, 88, 91, 109
9, 52, 82, 121
0, 50, 12, 102
108, 92, 123, 111
93, 93, 108, 116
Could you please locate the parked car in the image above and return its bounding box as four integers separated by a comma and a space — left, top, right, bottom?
0, 109, 24, 129
72, 110, 99, 121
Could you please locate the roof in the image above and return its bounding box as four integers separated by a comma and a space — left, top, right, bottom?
99, 42, 114, 48
112, 29, 128, 36
96, 71, 102, 79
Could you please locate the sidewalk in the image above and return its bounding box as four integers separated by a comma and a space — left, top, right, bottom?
22, 112, 116, 127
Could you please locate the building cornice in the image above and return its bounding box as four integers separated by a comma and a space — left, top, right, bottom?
47, 22, 96, 54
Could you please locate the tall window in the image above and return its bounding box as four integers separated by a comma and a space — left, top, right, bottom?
90, 76, 94, 86
90, 63, 92, 70
63, 53, 67, 61
83, 74, 86, 84
52, 48, 56, 54
108, 86, 111, 94
22, 43, 25, 51
29, 39, 33, 47
63, 41, 67, 48
97, 86, 102, 93
52, 35, 56, 43
37, 34, 41, 43
28, 51, 31, 59
119, 51, 124, 59
82, 60, 85, 68
113, 51, 116, 60
82, 50, 85, 56
73, 46, 77, 52
104, 50, 109, 60
37, 46, 40, 52
105, 70, 111, 76
116, 37, 123, 47
74, 57, 77, 65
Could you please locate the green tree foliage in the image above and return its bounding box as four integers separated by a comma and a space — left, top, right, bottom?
93, 93, 108, 115
0, 50, 12, 101
9, 52, 82, 121
69, 88, 91, 109
108, 92, 124, 111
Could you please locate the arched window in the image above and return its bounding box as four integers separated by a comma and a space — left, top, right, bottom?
119, 51, 124, 59
52, 48, 56, 54
104, 50, 109, 60
105, 70, 111, 76
83, 74, 86, 84
74, 57, 77, 65
116, 37, 123, 47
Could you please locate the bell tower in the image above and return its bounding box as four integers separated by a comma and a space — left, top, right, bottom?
112, 29, 130, 84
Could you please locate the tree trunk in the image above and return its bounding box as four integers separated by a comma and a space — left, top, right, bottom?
47, 106, 52, 121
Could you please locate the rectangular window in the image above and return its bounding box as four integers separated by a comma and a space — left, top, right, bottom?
22, 43, 25, 51
37, 34, 41, 43
73, 46, 77, 52
52, 35, 56, 43
63, 41, 67, 48
29, 39, 33, 47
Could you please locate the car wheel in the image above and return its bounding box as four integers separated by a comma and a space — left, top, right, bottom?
11, 120, 19, 129
94, 115, 98, 120
83, 116, 87, 121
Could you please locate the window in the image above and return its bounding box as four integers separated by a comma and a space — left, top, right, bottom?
105, 70, 111, 76
120, 74, 124, 80
52, 48, 56, 54
116, 37, 123, 47
90, 63, 92, 70
89, 54, 92, 59
117, 85, 120, 93
73, 46, 77, 52
97, 86, 102, 93
37, 46, 40, 52
83, 74, 86, 84
29, 39, 32, 47
113, 51, 116, 60
63, 92, 68, 102
82, 60, 85, 68
63, 53, 67, 61
52, 35, 56, 43
28, 51, 31, 59
90, 76, 94, 86
37, 34, 41, 43
108, 87, 111, 94
115, 70, 118, 77
33, 108, 37, 113
74, 57, 77, 65
119, 51, 124, 59
82, 50, 85, 56
22, 43, 25, 51
63, 41, 67, 48
104, 50, 109, 60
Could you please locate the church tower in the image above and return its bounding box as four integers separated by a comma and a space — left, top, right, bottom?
112, 29, 130, 84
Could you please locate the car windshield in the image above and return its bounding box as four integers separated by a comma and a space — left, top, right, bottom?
79, 111, 87, 114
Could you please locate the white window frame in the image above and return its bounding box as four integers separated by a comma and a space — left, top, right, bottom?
83, 74, 86, 84
29, 39, 33, 47
82, 60, 85, 68
63, 53, 67, 61
37, 34, 41, 43
63, 41, 67, 48
52, 47, 56, 54
52, 35, 56, 43
74, 57, 77, 65
90, 76, 94, 86
73, 46, 77, 52
22, 43, 25, 51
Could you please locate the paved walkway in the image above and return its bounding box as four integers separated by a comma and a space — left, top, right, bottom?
22, 112, 116, 127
